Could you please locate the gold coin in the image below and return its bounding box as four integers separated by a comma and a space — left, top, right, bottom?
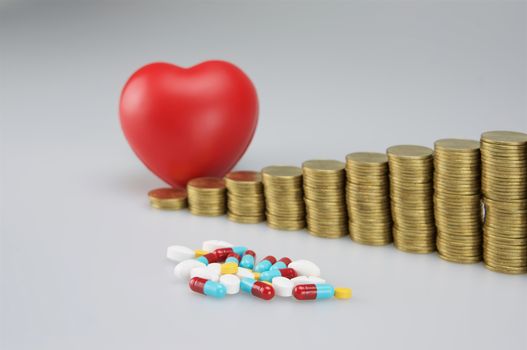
481, 130, 527, 146
148, 187, 188, 210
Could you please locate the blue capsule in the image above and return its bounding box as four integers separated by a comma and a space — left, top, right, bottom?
269, 257, 292, 270
254, 256, 277, 273
239, 250, 256, 269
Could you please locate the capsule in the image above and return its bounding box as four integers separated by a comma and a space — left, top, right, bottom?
270, 257, 292, 270
293, 284, 334, 300
189, 277, 226, 298
213, 246, 248, 261
239, 250, 256, 269
225, 252, 241, 265
240, 278, 275, 300
254, 255, 277, 273
259, 268, 297, 282
196, 252, 219, 266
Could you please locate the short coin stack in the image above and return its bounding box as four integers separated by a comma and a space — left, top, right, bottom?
481, 131, 527, 274
387, 145, 436, 253
187, 177, 227, 216
302, 160, 348, 238
433, 139, 482, 263
345, 152, 392, 245
225, 171, 265, 224
148, 188, 188, 210
262, 166, 306, 230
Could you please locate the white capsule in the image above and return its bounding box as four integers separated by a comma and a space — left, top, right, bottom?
291, 276, 311, 286
206, 263, 222, 276
236, 267, 255, 279
190, 266, 219, 282
166, 245, 195, 262
288, 259, 320, 277
202, 240, 233, 251
272, 276, 293, 297
219, 274, 240, 294
173, 259, 206, 280
307, 276, 326, 284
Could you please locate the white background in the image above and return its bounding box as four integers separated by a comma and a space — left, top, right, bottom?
1, 1, 526, 349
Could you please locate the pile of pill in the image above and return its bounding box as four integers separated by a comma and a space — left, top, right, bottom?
167, 240, 352, 300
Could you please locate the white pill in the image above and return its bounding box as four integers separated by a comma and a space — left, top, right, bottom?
202, 240, 233, 251
190, 267, 219, 282
272, 277, 293, 297
173, 259, 206, 280
219, 274, 240, 294
206, 263, 222, 276
307, 276, 326, 284
291, 276, 311, 286
166, 245, 195, 262
288, 259, 320, 277
236, 267, 255, 279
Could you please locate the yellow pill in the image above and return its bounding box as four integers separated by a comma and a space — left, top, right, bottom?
334, 287, 352, 299
194, 249, 209, 257
253, 272, 260, 280
221, 262, 238, 275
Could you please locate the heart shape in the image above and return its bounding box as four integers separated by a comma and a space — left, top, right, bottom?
119, 61, 259, 188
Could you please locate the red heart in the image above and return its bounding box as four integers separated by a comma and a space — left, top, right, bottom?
119, 61, 259, 188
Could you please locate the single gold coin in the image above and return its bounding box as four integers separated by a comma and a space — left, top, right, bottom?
302, 159, 346, 172
434, 138, 480, 152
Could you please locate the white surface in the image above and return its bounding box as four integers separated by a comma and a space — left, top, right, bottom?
1, 1, 526, 350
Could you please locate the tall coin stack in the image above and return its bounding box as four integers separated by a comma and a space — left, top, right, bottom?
262, 166, 306, 230
481, 131, 527, 274
433, 139, 482, 263
302, 160, 348, 238
187, 177, 227, 216
387, 145, 436, 253
225, 171, 265, 224
345, 152, 392, 245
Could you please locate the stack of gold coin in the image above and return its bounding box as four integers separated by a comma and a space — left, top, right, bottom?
433, 139, 482, 263
481, 130, 527, 274
302, 160, 348, 238
225, 171, 265, 223
187, 177, 227, 216
387, 145, 436, 253
262, 166, 306, 230
148, 187, 188, 210
345, 153, 392, 245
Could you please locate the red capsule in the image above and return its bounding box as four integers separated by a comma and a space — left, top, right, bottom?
278, 257, 292, 265
225, 252, 241, 264
213, 248, 233, 261
198, 252, 219, 264
278, 268, 297, 279
293, 284, 335, 300
244, 250, 256, 258
252, 281, 275, 300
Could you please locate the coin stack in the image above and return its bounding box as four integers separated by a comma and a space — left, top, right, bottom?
187, 177, 227, 216
481, 131, 527, 274
262, 166, 306, 230
302, 160, 348, 238
345, 153, 392, 245
433, 139, 482, 263
225, 171, 265, 224
148, 187, 188, 210
387, 145, 436, 253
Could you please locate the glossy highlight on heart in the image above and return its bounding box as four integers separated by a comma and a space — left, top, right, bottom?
119, 60, 259, 188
